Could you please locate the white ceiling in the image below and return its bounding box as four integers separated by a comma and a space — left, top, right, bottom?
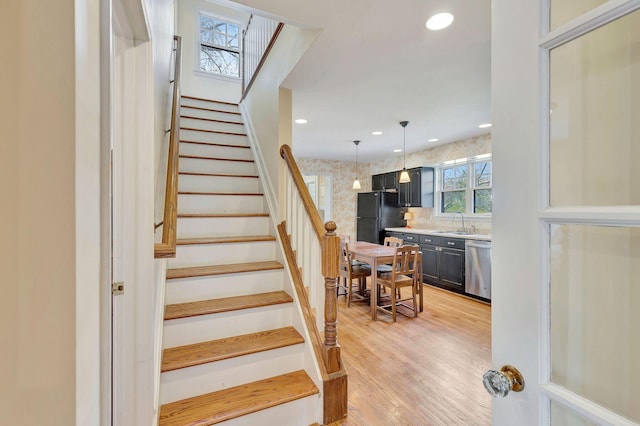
227, 0, 492, 163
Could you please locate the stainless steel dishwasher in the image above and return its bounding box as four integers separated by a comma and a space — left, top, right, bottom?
465, 239, 491, 300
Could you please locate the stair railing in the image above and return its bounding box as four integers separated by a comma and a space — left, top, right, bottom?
240, 14, 283, 102
279, 144, 347, 424
154, 35, 182, 259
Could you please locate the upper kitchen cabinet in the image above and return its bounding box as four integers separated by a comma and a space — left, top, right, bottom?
372, 171, 398, 191
398, 167, 434, 207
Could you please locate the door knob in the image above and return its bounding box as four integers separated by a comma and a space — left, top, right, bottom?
482, 365, 525, 398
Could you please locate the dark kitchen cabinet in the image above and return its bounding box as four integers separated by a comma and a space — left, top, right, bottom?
440, 247, 465, 288
418, 234, 465, 294
397, 167, 434, 207
371, 171, 398, 192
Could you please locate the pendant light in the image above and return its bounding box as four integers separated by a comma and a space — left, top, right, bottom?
399, 121, 411, 183
352, 140, 361, 190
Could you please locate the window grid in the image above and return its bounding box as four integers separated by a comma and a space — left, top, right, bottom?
437, 159, 492, 216
199, 14, 240, 78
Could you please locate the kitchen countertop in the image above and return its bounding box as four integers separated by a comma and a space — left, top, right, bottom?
385, 227, 492, 241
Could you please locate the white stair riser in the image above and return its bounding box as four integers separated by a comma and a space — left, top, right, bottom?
165, 270, 284, 304
179, 143, 252, 160
179, 129, 248, 145
178, 174, 260, 193
216, 395, 320, 426
178, 194, 265, 214
181, 98, 239, 113
176, 216, 270, 239
163, 304, 293, 348
168, 242, 276, 268
180, 107, 242, 122
180, 117, 245, 134
160, 345, 304, 404
180, 142, 253, 160
179, 157, 256, 175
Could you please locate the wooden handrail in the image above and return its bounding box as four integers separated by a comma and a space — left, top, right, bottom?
280, 144, 325, 241
240, 21, 284, 103
155, 35, 182, 259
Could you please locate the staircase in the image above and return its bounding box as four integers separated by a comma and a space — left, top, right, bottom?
158, 95, 320, 425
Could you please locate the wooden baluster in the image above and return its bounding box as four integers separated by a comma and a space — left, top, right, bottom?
321, 221, 341, 373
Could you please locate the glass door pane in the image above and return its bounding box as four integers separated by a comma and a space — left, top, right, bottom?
549, 10, 640, 207
550, 224, 640, 422
550, 0, 610, 31
551, 401, 599, 425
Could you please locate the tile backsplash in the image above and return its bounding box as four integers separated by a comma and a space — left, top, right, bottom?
297, 133, 492, 239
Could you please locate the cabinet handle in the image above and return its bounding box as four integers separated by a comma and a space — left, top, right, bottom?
447, 242, 455, 246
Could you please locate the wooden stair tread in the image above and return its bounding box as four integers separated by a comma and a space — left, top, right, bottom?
179, 171, 258, 178
180, 127, 246, 136
180, 115, 243, 125
178, 191, 263, 196
158, 370, 318, 426
180, 140, 249, 149
181, 95, 239, 106
178, 213, 268, 218
179, 154, 254, 163
181, 104, 241, 115
161, 327, 304, 372
177, 235, 275, 245
164, 290, 292, 320
167, 260, 284, 280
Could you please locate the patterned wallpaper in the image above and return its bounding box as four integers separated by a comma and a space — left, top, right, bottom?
297, 134, 492, 238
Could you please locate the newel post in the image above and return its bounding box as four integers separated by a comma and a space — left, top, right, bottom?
321, 221, 341, 373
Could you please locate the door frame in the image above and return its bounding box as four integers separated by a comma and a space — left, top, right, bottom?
110, 0, 155, 424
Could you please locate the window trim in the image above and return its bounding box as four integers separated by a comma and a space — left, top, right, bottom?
434, 155, 492, 220
197, 12, 242, 80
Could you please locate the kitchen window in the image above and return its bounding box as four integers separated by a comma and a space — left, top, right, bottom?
436, 157, 492, 217
199, 14, 240, 78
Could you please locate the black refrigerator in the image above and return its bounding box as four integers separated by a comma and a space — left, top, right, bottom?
356, 192, 408, 244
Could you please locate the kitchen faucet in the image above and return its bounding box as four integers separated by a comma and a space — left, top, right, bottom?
456, 212, 466, 232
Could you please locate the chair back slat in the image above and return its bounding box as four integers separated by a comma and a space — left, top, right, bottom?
383, 236, 403, 247
391, 245, 419, 279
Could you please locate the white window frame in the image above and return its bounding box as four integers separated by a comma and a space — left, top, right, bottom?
197, 13, 242, 80
434, 154, 492, 220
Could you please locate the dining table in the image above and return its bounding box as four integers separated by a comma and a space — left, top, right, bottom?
348, 241, 424, 321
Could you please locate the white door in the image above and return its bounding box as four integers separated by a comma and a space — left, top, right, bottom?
491, 0, 640, 424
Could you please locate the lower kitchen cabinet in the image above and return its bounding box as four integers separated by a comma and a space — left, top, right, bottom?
439, 247, 465, 290
418, 235, 465, 294
385, 231, 467, 294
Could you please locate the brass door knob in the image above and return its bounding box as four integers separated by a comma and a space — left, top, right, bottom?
482, 365, 525, 398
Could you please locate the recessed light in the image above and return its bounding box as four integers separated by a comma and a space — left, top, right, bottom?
372, 131, 383, 136
393, 149, 402, 153
478, 123, 492, 128
428, 138, 439, 142
426, 13, 454, 31
295, 118, 308, 124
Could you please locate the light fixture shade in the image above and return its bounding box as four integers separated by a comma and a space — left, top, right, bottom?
352, 179, 361, 190
399, 169, 411, 183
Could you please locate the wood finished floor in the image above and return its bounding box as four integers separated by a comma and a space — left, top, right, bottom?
336, 284, 492, 426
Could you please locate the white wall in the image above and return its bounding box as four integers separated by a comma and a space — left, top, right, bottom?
0, 0, 88, 424
146, 0, 177, 228
176, 0, 249, 102
241, 24, 320, 221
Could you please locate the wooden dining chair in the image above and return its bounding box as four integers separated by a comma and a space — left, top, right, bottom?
338, 241, 371, 307
376, 245, 420, 322
378, 236, 403, 298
